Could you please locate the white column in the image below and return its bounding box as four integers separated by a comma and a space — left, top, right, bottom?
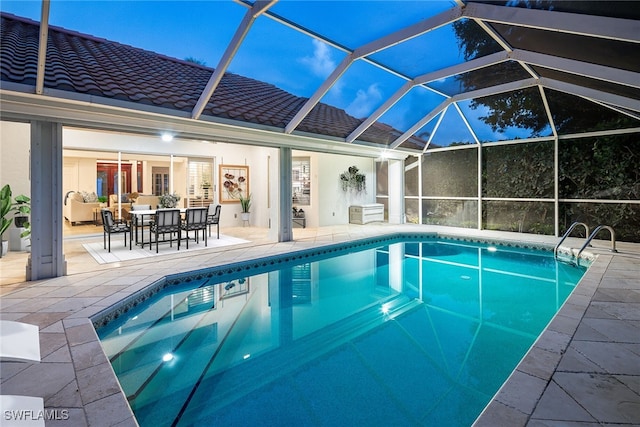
117, 151, 122, 219
170, 155, 174, 194
27, 121, 66, 280
387, 158, 405, 224
278, 148, 293, 242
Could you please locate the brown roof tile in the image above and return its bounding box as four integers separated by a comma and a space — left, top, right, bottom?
1, 13, 426, 149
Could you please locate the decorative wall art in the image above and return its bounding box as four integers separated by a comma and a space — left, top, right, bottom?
219, 165, 249, 203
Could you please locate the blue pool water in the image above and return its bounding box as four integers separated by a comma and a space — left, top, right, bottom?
95, 236, 587, 426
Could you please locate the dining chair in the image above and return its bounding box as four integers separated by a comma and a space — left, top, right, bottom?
130, 204, 152, 243
207, 204, 222, 238
101, 209, 132, 252
181, 207, 208, 249
149, 209, 182, 253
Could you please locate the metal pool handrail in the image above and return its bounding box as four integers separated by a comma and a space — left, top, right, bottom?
576, 225, 618, 258
554, 222, 590, 259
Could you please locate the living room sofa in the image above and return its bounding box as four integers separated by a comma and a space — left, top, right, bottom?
109, 194, 160, 220
64, 191, 101, 225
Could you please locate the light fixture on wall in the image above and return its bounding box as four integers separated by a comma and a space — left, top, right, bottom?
161, 132, 174, 142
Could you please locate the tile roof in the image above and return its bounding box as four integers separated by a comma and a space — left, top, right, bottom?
0, 12, 427, 149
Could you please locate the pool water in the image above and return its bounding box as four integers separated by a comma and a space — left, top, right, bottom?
96, 237, 587, 426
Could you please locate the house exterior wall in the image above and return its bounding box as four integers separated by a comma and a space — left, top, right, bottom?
0, 121, 30, 198
317, 153, 375, 226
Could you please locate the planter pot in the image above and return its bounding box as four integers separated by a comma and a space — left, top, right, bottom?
1, 240, 7, 258
240, 212, 250, 221
14, 215, 29, 228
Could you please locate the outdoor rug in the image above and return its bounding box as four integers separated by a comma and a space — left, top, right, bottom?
83, 234, 249, 264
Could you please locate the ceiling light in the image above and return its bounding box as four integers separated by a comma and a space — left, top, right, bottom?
161, 133, 173, 142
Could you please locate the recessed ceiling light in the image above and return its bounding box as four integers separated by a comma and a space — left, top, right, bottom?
161, 133, 173, 142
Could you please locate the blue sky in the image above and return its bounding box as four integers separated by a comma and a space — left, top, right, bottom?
2, 1, 531, 145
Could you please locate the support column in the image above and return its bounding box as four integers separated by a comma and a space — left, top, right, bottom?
278, 147, 293, 242
27, 121, 66, 280
387, 159, 405, 224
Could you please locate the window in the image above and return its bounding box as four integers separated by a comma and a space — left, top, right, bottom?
292, 157, 310, 206
152, 167, 169, 196
187, 159, 214, 200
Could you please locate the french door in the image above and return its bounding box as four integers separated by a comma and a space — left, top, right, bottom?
97, 163, 132, 199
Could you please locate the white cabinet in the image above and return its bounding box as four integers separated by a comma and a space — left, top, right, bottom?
349, 204, 384, 224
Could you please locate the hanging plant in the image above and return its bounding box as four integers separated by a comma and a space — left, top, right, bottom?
339, 166, 366, 193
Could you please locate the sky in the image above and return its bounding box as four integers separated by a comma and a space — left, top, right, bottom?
1, 0, 526, 145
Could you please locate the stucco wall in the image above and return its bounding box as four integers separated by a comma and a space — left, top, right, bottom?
0, 121, 30, 198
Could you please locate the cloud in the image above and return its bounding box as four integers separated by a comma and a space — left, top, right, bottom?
346, 84, 383, 118
300, 39, 336, 78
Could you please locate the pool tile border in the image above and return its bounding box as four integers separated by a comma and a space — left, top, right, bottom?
91, 231, 587, 331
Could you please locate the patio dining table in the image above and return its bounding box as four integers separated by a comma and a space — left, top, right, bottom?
129, 208, 186, 248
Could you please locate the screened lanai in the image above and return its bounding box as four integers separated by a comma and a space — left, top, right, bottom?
2, 3, 640, 426
1, 0, 639, 280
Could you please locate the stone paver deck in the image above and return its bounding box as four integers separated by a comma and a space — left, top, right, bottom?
1, 224, 639, 426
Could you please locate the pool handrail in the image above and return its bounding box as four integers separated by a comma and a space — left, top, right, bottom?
576, 225, 617, 258
554, 222, 590, 259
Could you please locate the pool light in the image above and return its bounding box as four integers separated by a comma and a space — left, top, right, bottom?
381, 304, 390, 315
487, 246, 497, 252
162, 353, 174, 362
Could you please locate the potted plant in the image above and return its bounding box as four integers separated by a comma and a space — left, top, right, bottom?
201, 179, 211, 199
0, 185, 30, 257
13, 194, 30, 230
159, 192, 181, 208
239, 193, 251, 222
0, 185, 12, 257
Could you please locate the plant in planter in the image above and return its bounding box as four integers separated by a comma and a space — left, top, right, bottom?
238, 193, 252, 221
201, 179, 212, 199
0, 185, 12, 257
13, 194, 30, 232
339, 166, 366, 192
0, 185, 31, 257
159, 192, 181, 208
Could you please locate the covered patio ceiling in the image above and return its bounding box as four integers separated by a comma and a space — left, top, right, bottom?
1, 0, 639, 154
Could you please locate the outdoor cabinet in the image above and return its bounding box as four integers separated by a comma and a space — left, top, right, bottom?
349, 204, 384, 224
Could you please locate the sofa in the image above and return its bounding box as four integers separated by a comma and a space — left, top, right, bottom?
64, 191, 102, 225
135, 195, 160, 209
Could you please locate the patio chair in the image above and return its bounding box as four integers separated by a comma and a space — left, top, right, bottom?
181, 207, 208, 249
149, 209, 181, 253
207, 203, 222, 238
101, 209, 132, 252
130, 204, 152, 242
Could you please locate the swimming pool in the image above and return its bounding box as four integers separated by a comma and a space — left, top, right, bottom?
95, 235, 587, 426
